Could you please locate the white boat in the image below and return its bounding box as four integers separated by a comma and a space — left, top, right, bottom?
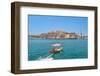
50, 43, 63, 54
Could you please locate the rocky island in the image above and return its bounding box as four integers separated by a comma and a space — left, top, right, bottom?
29, 30, 87, 39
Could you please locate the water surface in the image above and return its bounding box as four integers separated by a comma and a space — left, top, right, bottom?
28, 39, 88, 61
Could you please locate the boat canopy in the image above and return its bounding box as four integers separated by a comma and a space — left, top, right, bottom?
52, 43, 61, 47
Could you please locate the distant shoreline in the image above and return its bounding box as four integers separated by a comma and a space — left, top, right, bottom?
29, 30, 88, 40
28, 38, 88, 40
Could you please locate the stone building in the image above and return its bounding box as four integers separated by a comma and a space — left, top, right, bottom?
31, 30, 84, 39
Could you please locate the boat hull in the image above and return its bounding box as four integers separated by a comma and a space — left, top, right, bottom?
50, 48, 63, 54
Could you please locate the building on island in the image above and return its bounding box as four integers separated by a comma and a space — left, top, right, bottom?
30, 30, 87, 39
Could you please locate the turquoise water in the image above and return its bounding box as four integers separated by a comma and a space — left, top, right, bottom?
28, 39, 88, 61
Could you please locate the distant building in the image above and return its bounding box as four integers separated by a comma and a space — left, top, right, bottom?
30, 30, 87, 39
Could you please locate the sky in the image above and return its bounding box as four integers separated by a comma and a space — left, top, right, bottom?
28, 15, 88, 36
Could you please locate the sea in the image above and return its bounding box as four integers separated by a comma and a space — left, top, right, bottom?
28, 38, 88, 61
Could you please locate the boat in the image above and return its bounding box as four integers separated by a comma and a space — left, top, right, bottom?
50, 43, 63, 54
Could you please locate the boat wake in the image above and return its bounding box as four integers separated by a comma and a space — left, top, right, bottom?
37, 43, 63, 61
38, 54, 54, 61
